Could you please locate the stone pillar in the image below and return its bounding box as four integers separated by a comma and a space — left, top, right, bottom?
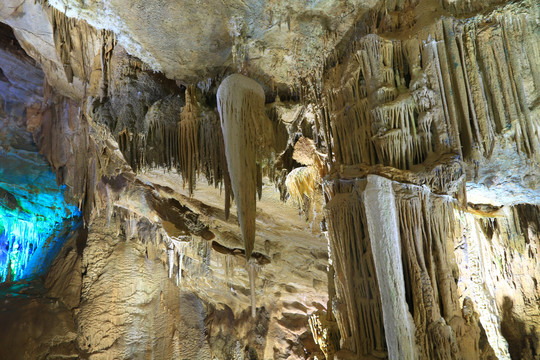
363, 175, 417, 360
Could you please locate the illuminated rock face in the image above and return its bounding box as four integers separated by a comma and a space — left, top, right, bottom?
0, 168, 81, 282
0, 0, 539, 359
0, 24, 81, 283
0, 131, 82, 283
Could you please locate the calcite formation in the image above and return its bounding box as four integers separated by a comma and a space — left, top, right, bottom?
217, 73, 271, 260
0, 0, 539, 359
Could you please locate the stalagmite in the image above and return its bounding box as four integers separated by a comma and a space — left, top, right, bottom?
363, 175, 417, 360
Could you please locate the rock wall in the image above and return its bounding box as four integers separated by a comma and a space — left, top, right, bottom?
0, 0, 539, 359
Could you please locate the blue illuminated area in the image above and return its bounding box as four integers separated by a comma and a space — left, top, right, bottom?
0, 150, 82, 283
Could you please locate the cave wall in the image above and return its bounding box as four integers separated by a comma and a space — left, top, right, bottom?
0, 0, 538, 359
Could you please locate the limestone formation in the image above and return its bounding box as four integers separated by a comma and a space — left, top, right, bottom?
0, 0, 539, 359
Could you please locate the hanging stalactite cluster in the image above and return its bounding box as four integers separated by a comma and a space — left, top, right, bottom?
324, 181, 386, 357
394, 185, 464, 359
40, 1, 107, 95
306, 1, 540, 174
178, 86, 201, 194
115, 89, 231, 198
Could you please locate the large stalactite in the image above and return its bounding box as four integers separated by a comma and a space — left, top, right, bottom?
216, 74, 266, 260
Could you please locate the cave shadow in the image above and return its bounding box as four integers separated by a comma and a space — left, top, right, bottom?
500, 296, 538, 359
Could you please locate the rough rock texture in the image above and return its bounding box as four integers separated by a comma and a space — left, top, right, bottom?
0, 0, 539, 359
42, 0, 381, 88
454, 204, 540, 359
0, 283, 79, 360
75, 215, 212, 359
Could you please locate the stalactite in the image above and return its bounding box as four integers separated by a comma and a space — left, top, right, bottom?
327, 79, 374, 165
175, 240, 188, 285
216, 74, 271, 260
217, 74, 273, 318
144, 115, 178, 172
168, 247, 175, 279
178, 86, 200, 194
371, 95, 417, 169
199, 111, 226, 187
99, 29, 116, 100
105, 184, 112, 227
499, 12, 540, 159
434, 38, 463, 156
224, 253, 232, 289
50, 7, 74, 83
164, 235, 190, 285
463, 26, 495, 155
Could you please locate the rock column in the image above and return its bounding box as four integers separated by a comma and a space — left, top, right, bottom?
363, 175, 417, 360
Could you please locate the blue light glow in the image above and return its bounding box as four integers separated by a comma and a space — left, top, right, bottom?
0, 151, 81, 283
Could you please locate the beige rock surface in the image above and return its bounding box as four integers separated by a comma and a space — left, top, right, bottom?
0, 0, 539, 359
